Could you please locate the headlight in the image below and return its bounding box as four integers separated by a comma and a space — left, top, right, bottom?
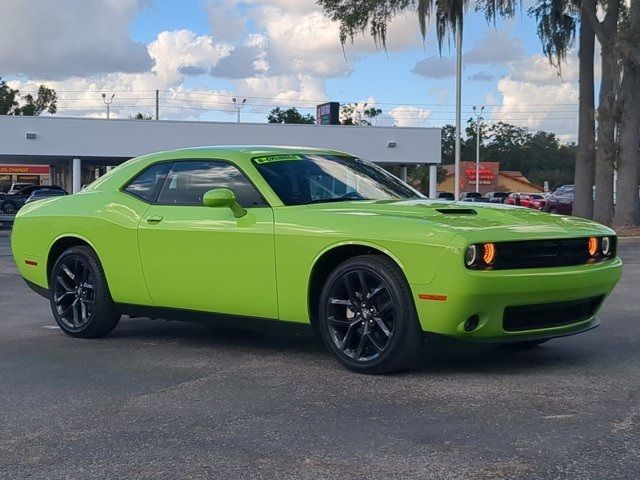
600, 236, 612, 256
464, 243, 497, 268
464, 245, 478, 267
588, 237, 598, 257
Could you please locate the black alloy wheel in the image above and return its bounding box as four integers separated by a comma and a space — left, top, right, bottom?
53, 256, 95, 331
325, 268, 395, 362
50, 246, 120, 338
318, 255, 422, 374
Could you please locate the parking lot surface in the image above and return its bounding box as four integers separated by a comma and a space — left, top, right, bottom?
1, 229, 639, 479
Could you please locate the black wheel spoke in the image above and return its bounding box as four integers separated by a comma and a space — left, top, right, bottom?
54, 291, 74, 305
56, 275, 75, 293
61, 265, 75, 282
367, 284, 384, 301
329, 297, 351, 306
366, 333, 384, 353
374, 317, 392, 337
357, 271, 369, 297
377, 301, 393, 317
338, 321, 359, 350
354, 331, 367, 358
343, 275, 359, 305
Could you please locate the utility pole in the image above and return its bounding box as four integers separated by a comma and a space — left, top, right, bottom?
473, 105, 485, 193
155, 89, 159, 120
101, 93, 115, 119
454, 19, 462, 201
232, 98, 246, 123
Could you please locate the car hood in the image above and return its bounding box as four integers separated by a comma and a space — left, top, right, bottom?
305, 199, 614, 241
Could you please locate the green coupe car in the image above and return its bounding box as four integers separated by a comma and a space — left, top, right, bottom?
11, 146, 622, 373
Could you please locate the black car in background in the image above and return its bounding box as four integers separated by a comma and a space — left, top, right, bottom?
485, 191, 509, 203
542, 185, 574, 215
0, 185, 67, 215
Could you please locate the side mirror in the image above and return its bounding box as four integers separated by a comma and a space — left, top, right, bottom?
202, 188, 246, 218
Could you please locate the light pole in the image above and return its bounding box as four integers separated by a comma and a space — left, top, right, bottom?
454, 18, 462, 201
101, 93, 115, 119
472, 105, 485, 193
232, 98, 246, 123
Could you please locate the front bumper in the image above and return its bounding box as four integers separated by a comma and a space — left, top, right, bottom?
410, 257, 622, 341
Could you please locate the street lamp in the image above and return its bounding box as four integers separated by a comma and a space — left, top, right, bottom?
101, 93, 115, 119
232, 98, 247, 123
454, 18, 462, 201
472, 105, 485, 193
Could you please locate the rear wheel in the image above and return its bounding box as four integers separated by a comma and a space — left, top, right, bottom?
318, 255, 422, 374
50, 246, 120, 338
0, 200, 19, 215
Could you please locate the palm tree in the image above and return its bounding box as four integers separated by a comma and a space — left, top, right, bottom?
529, 0, 596, 219
613, 0, 640, 226
318, 0, 519, 198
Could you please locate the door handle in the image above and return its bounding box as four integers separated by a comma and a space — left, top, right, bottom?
146, 215, 163, 224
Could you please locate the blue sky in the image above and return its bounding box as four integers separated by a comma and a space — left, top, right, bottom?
1, 0, 581, 139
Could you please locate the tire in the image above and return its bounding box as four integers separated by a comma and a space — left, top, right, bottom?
549, 208, 558, 214
317, 254, 423, 374
49, 246, 121, 338
0, 200, 19, 215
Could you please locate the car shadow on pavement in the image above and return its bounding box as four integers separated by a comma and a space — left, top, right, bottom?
106, 315, 595, 376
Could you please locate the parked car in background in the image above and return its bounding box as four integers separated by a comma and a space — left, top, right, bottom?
485, 192, 509, 203
7, 183, 35, 195
543, 185, 574, 215
0, 185, 67, 214
505, 193, 547, 210
459, 191, 483, 201
459, 192, 491, 202
437, 191, 455, 200
25, 188, 68, 204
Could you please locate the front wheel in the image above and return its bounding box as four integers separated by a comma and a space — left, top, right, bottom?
50, 246, 121, 338
318, 255, 422, 374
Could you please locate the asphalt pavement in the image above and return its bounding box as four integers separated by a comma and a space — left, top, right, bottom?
1, 228, 639, 479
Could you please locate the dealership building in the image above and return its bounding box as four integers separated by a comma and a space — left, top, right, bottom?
0, 116, 442, 197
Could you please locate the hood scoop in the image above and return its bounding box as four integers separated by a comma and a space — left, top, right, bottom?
435, 208, 477, 215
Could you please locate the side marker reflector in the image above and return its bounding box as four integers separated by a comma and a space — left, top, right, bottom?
25, 260, 38, 266
418, 294, 447, 302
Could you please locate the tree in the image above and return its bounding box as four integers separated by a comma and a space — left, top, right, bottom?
318, 0, 519, 52
130, 112, 153, 120
267, 107, 315, 124
0, 78, 57, 116
529, 0, 596, 219
613, 0, 640, 226
363, 107, 383, 125
583, 0, 621, 225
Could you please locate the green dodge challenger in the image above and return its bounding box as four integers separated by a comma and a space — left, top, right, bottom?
11, 146, 622, 373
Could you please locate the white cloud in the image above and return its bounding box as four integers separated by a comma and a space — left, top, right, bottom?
389, 106, 433, 127
491, 54, 578, 137
150, 30, 233, 84
0, 0, 152, 79
464, 28, 525, 64
411, 56, 457, 79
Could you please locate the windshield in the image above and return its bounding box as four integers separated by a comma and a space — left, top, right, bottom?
253, 154, 422, 206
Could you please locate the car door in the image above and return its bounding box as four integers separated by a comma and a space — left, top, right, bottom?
137, 160, 278, 319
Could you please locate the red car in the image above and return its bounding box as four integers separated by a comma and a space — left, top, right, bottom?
505, 193, 548, 210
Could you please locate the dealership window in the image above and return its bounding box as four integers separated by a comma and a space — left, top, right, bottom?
156, 161, 266, 207
124, 163, 172, 202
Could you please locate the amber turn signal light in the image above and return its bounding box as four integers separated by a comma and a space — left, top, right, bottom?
482, 243, 496, 265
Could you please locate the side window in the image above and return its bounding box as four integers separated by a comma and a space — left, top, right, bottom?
124, 163, 171, 202
156, 161, 266, 207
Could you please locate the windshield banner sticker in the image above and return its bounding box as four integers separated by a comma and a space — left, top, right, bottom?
253, 154, 303, 164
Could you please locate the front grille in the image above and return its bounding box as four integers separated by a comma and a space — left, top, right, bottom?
503, 296, 604, 332
491, 238, 615, 270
